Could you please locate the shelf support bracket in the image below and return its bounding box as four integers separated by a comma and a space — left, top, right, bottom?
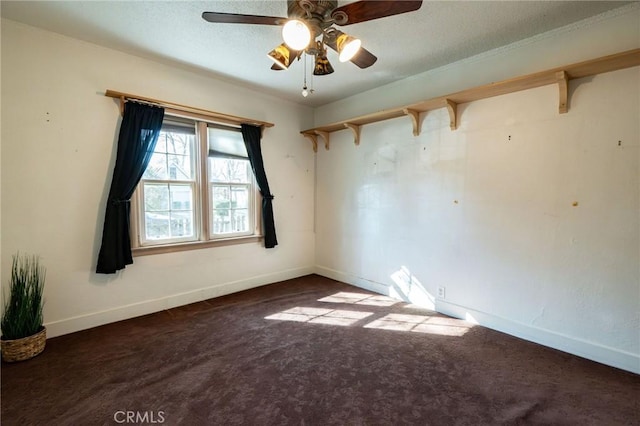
445, 99, 457, 130
315, 131, 330, 151
556, 70, 569, 114
403, 108, 421, 136
343, 123, 361, 146
302, 130, 330, 151
302, 132, 318, 153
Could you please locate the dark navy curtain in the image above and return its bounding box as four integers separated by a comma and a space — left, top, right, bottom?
241, 124, 278, 248
97, 102, 165, 273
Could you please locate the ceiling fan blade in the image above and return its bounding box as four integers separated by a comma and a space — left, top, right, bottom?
202, 12, 286, 26
332, 1, 423, 25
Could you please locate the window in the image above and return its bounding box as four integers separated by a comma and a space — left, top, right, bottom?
208, 127, 254, 238
133, 116, 260, 252
140, 119, 196, 244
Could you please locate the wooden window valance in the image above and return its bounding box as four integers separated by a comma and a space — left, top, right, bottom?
104, 90, 274, 129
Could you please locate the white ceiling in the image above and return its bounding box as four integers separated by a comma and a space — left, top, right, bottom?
0, 1, 632, 107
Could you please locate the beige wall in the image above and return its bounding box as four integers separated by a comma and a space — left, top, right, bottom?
314, 6, 640, 373
1, 19, 316, 337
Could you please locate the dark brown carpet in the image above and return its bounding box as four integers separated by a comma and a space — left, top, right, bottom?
2, 274, 639, 425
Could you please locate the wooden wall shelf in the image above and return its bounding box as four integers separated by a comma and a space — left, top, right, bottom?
301, 49, 640, 152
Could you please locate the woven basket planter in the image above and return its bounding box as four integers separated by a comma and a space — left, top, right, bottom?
1, 327, 46, 362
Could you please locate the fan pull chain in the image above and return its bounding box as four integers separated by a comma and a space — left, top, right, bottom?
310, 65, 315, 95
302, 54, 309, 97
301, 53, 316, 98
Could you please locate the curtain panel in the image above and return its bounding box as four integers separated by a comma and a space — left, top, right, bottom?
241, 124, 278, 248
96, 102, 165, 274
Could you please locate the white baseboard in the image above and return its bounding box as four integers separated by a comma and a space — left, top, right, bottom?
314, 265, 640, 375
315, 265, 390, 295
45, 266, 314, 338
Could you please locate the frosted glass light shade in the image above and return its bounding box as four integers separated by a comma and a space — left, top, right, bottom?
337, 33, 361, 62
282, 20, 311, 51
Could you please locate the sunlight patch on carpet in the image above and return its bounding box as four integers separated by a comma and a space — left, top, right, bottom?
364, 313, 472, 336
265, 307, 374, 326
265, 307, 473, 336
318, 292, 398, 307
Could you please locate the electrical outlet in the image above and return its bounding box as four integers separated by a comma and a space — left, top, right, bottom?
437, 287, 446, 299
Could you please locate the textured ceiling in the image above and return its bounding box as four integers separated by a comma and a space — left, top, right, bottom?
0, 1, 632, 107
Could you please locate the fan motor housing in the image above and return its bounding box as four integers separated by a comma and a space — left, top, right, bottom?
288, 0, 338, 17
288, 0, 338, 37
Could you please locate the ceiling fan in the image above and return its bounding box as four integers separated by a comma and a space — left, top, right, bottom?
202, 1, 423, 79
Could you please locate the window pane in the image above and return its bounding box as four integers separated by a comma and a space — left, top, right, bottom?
231, 186, 249, 209
170, 211, 193, 237
145, 212, 170, 240
144, 183, 169, 211
209, 158, 251, 183
231, 209, 249, 232
170, 184, 193, 211
212, 185, 230, 209
154, 134, 167, 153
145, 130, 195, 181
167, 154, 192, 180
143, 153, 169, 180
213, 209, 231, 234
212, 183, 250, 235
143, 183, 195, 242
209, 159, 253, 238
165, 132, 193, 155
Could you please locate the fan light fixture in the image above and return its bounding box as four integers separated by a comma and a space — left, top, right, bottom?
313, 42, 334, 76
202, 0, 424, 88
267, 43, 298, 70
336, 32, 361, 62
282, 19, 311, 50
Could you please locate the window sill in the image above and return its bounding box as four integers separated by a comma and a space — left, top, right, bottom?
132, 235, 263, 257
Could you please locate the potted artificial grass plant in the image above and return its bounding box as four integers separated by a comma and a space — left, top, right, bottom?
1, 253, 46, 362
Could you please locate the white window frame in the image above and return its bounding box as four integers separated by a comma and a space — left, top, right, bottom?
131, 114, 262, 256
138, 179, 200, 245
209, 180, 255, 239
207, 125, 256, 240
